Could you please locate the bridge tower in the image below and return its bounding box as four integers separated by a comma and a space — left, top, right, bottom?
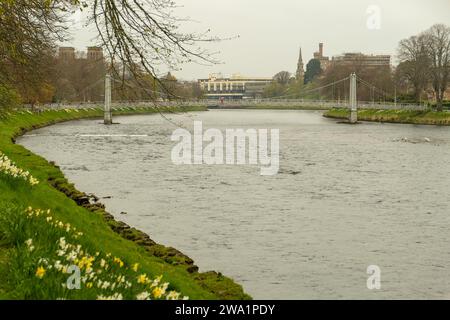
349, 73, 358, 124
104, 73, 112, 125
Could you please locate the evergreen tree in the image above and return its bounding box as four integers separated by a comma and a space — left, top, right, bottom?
304, 59, 322, 84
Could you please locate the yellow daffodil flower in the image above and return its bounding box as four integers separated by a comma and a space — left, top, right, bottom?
35, 266, 46, 279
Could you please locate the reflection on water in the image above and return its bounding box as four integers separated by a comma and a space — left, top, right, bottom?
18, 110, 450, 299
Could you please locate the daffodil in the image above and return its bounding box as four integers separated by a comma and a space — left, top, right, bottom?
35, 266, 46, 279
113, 257, 124, 268
137, 274, 149, 285
136, 292, 151, 300
0, 152, 40, 186
54, 260, 63, 272
97, 293, 123, 300
25, 239, 35, 251
152, 287, 164, 299
101, 281, 111, 290
151, 275, 163, 288
166, 291, 181, 300
14, 202, 188, 301
78, 256, 95, 271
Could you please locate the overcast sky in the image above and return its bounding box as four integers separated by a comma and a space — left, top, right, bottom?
67, 0, 450, 81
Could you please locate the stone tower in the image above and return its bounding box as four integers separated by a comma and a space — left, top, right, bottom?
87, 46, 104, 62
58, 47, 75, 62
296, 47, 305, 83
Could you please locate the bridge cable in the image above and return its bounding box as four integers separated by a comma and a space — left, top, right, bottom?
356, 76, 393, 101
262, 76, 350, 100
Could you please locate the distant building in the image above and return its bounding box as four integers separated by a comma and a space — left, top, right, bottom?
313, 43, 331, 70
58, 46, 105, 63
332, 53, 391, 68
198, 74, 272, 100
56, 46, 106, 102
296, 47, 305, 83
58, 47, 76, 62
87, 47, 104, 62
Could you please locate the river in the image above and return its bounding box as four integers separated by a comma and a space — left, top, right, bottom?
18, 110, 450, 299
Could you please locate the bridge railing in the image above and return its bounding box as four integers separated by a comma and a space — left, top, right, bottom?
25, 99, 428, 111
357, 101, 427, 111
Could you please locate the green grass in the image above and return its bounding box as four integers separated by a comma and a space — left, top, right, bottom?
324, 108, 450, 125
0, 106, 250, 300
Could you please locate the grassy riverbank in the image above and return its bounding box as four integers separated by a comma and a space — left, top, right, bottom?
0, 106, 250, 300
324, 108, 450, 125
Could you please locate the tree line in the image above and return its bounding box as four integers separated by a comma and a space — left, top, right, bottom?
53, 57, 203, 104
397, 24, 450, 110
0, 0, 213, 110
264, 24, 450, 110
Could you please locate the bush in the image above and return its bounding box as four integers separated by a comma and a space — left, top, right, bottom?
427, 101, 450, 110
0, 85, 22, 111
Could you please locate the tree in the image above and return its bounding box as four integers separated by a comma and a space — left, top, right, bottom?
160, 72, 180, 100
304, 59, 321, 84
284, 79, 304, 99
397, 34, 431, 102
0, 0, 68, 105
394, 62, 418, 102
19, 83, 56, 108
53, 78, 77, 102
321, 61, 393, 102
89, 0, 219, 96
0, 0, 219, 110
0, 85, 21, 110
53, 51, 107, 103
263, 82, 286, 98
423, 24, 450, 111
190, 82, 204, 100
273, 71, 291, 86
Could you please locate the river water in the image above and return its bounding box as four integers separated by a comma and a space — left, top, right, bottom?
18, 110, 450, 299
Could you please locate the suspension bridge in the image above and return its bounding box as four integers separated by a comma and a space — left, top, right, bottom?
36, 73, 428, 124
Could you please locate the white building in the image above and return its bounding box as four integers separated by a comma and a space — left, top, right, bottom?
198, 74, 272, 100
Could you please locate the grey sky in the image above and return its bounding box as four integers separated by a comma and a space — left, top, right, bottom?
68, 0, 450, 81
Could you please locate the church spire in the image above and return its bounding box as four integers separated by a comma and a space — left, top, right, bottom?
296, 46, 304, 83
